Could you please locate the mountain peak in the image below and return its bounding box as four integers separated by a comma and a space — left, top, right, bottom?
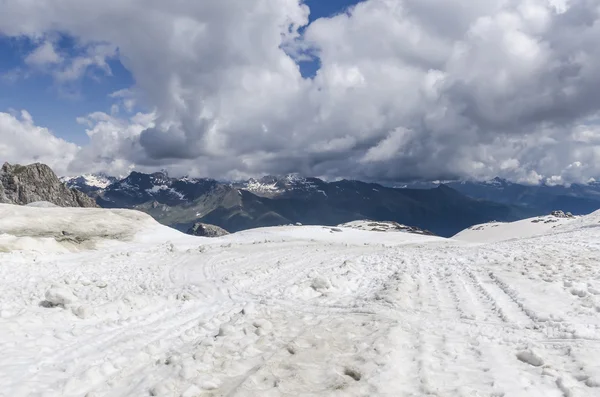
487, 177, 510, 186
236, 174, 327, 198
60, 173, 117, 190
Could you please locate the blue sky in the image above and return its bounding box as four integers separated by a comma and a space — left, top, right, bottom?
0, 0, 362, 145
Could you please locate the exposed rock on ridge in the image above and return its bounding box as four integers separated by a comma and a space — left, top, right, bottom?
186, 222, 229, 238
0, 163, 97, 208
338, 220, 436, 236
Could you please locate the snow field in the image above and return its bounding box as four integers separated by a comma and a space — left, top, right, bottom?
453, 214, 579, 243
1, 205, 600, 396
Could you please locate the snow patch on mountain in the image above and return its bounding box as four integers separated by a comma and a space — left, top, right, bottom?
243, 178, 282, 195
146, 185, 186, 200
61, 173, 116, 190
236, 174, 324, 198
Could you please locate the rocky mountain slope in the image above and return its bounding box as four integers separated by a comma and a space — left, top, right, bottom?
0, 163, 97, 208
65, 172, 532, 237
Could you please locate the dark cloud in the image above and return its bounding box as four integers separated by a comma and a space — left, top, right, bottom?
1, 0, 600, 184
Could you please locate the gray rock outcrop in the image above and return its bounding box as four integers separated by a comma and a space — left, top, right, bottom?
186, 222, 229, 237
0, 162, 98, 208
338, 220, 437, 236
550, 210, 574, 219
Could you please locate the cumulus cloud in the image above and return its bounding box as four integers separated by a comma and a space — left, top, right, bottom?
0, 0, 600, 184
0, 111, 79, 175
24, 41, 63, 67
53, 43, 117, 83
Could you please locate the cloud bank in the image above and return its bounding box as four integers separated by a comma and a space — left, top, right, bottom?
1, 0, 600, 184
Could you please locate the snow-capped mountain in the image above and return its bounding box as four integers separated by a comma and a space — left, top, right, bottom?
62, 170, 531, 237
61, 173, 118, 194
96, 171, 221, 208
58, 167, 600, 237
233, 174, 328, 198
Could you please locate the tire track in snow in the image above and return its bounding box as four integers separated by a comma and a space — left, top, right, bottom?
461, 261, 597, 395
59, 303, 244, 397
412, 258, 456, 395
416, 260, 499, 396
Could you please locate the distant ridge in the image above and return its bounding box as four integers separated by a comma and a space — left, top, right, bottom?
63, 171, 530, 237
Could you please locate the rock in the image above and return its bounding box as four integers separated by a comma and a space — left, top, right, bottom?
0, 163, 97, 208
550, 210, 574, 219
186, 223, 229, 238
338, 220, 436, 236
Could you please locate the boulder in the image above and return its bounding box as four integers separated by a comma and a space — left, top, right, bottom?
550, 210, 575, 219
186, 222, 229, 237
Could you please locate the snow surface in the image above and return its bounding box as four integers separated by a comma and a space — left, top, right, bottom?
452, 214, 579, 243
339, 220, 433, 235
2, 204, 600, 396
26, 201, 58, 208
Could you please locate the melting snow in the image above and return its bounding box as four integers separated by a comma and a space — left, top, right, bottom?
1, 204, 600, 396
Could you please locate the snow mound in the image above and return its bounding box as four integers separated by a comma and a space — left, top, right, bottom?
25, 201, 58, 208
453, 212, 580, 243
338, 220, 435, 235
223, 225, 445, 246
0, 203, 188, 252
549, 208, 600, 233
44, 285, 78, 306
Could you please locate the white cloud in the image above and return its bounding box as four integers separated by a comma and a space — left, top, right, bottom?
24, 41, 63, 66
53, 43, 117, 82
0, 111, 79, 175
0, 0, 600, 185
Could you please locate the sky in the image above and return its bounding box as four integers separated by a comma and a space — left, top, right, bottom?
0, 0, 599, 185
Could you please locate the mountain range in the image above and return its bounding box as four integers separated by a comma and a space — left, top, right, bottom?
61, 171, 536, 237
400, 177, 600, 216
0, 162, 595, 238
